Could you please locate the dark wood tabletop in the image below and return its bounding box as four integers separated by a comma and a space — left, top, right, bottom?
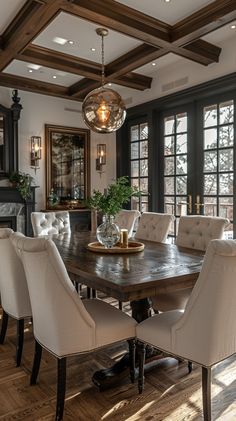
53, 232, 204, 302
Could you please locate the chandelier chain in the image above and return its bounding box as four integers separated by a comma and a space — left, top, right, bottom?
101, 33, 105, 86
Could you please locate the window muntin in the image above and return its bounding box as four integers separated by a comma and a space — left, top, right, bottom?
163, 112, 188, 236
130, 122, 149, 212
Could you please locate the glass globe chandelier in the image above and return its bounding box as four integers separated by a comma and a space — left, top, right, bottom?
82, 28, 126, 134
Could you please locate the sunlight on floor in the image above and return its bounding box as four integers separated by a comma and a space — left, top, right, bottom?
120, 401, 155, 421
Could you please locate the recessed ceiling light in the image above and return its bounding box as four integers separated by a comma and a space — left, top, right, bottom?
68, 40, 74, 45
152, 62, 156, 66
108, 83, 112, 86
90, 47, 96, 52
230, 24, 236, 29
53, 36, 68, 45
28, 69, 33, 73
164, 0, 171, 2
52, 75, 57, 79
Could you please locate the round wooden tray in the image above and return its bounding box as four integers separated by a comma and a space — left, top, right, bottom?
87, 241, 145, 254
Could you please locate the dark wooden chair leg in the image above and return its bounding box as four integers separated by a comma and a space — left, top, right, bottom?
56, 357, 67, 421
202, 366, 211, 421
118, 301, 123, 310
188, 361, 193, 373
138, 341, 146, 394
92, 289, 96, 298
87, 287, 91, 299
0, 310, 9, 344
30, 340, 43, 385
128, 339, 136, 383
16, 319, 24, 367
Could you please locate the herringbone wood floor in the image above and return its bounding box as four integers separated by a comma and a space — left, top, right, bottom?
0, 302, 236, 421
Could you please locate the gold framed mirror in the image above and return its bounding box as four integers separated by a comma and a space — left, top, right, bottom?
45, 124, 90, 209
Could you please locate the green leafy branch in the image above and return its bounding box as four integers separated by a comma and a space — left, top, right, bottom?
87, 176, 142, 216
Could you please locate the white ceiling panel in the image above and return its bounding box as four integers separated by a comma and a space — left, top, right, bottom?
3, 60, 82, 87
136, 53, 183, 76
203, 25, 236, 44
116, 0, 214, 25
33, 12, 141, 64
0, 0, 27, 34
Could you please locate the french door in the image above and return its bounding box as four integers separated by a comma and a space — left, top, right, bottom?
161, 95, 235, 238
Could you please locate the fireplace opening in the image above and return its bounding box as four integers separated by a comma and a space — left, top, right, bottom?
0, 216, 17, 230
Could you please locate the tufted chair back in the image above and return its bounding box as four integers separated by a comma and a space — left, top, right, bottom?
31, 211, 71, 236
176, 215, 229, 251
114, 209, 141, 238
0, 229, 31, 319
14, 236, 95, 357
135, 212, 175, 243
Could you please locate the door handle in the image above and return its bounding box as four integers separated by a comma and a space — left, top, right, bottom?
187, 194, 193, 214
195, 195, 204, 215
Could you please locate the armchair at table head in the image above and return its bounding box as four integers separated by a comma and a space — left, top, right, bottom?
15, 235, 136, 420
137, 239, 236, 420
114, 209, 141, 238
135, 212, 175, 243
0, 229, 31, 366
31, 211, 71, 236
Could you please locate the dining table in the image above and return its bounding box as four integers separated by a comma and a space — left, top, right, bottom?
53, 231, 204, 389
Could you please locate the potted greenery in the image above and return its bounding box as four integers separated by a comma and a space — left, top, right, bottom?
9, 171, 34, 201
88, 176, 141, 248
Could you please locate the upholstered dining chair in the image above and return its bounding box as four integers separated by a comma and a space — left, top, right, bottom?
0, 229, 32, 366
31, 211, 71, 237
152, 215, 229, 313
137, 239, 236, 421
135, 212, 175, 243
114, 209, 141, 238
15, 235, 136, 421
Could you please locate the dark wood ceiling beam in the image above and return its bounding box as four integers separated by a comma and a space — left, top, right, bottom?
18, 45, 102, 80
0, 0, 61, 71
172, 0, 236, 45
61, 0, 171, 47
106, 39, 220, 79
68, 71, 151, 99
62, 0, 221, 66
69, 78, 100, 98
0, 72, 72, 100
17, 44, 152, 90
183, 40, 221, 63
106, 44, 168, 78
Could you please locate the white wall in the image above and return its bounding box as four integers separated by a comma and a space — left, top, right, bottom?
0, 87, 116, 210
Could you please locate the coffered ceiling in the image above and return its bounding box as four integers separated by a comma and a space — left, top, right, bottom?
0, 0, 235, 103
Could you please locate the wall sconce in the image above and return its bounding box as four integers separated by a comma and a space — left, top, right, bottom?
31, 136, 42, 173
96, 144, 106, 174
